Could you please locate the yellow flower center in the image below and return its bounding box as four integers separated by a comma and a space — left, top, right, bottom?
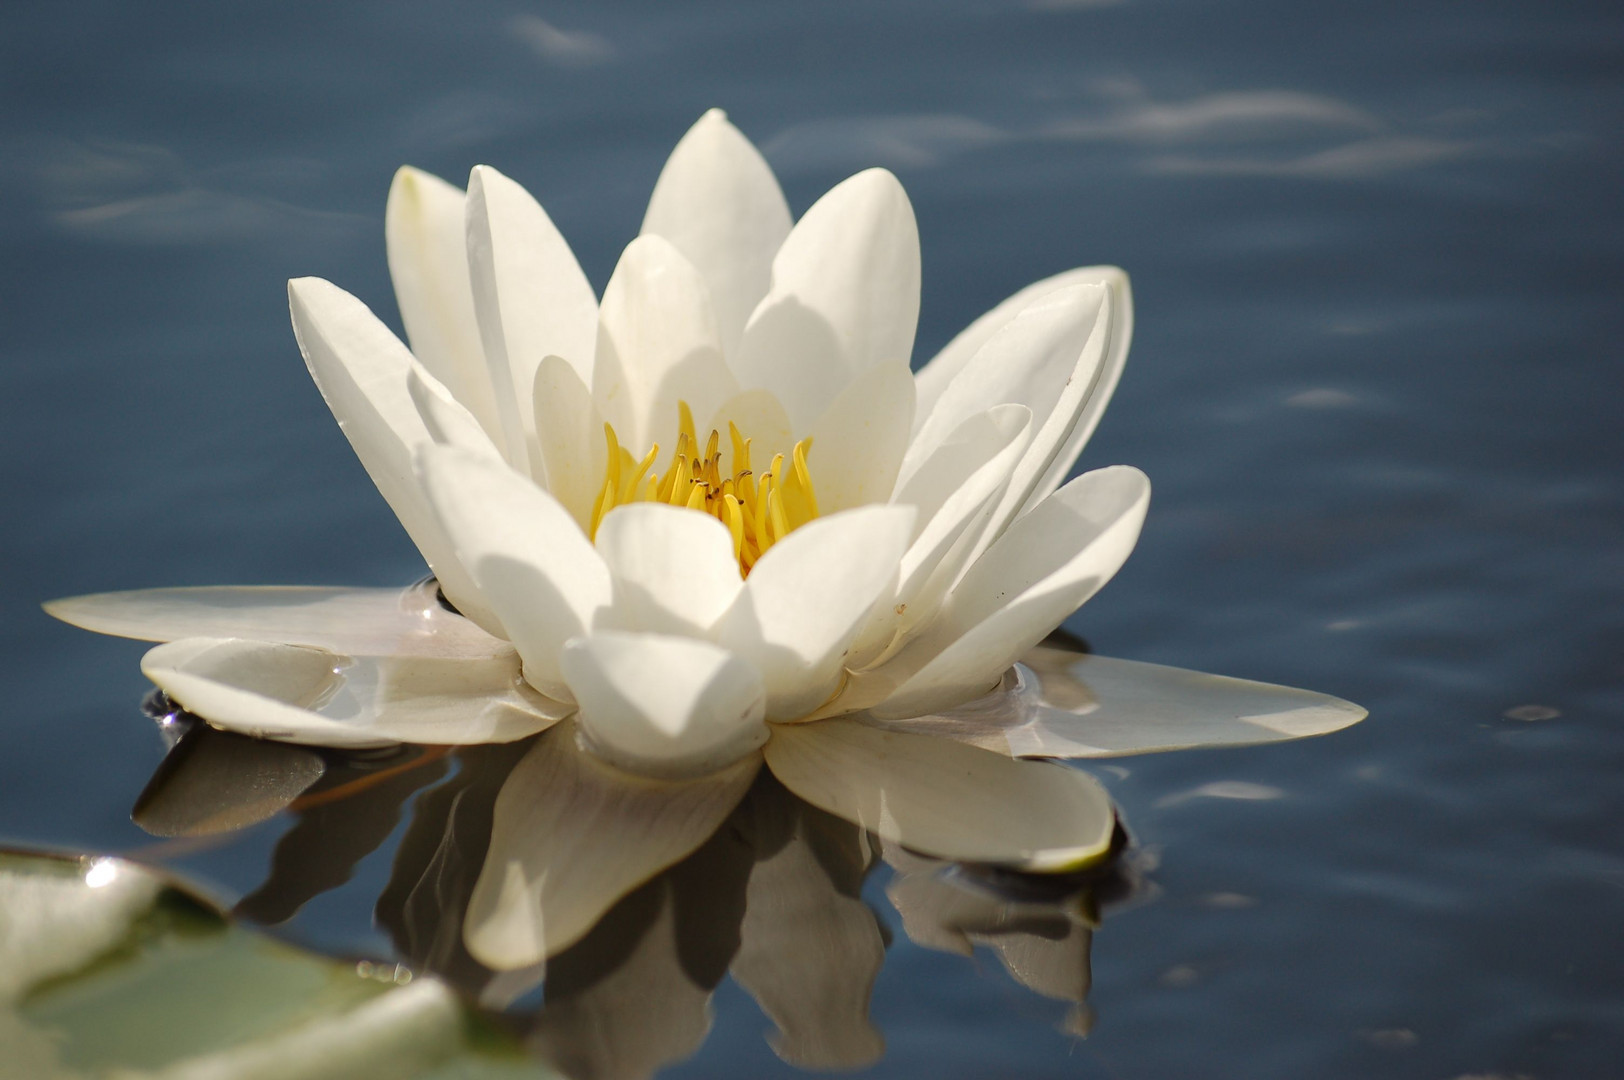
589, 402, 820, 576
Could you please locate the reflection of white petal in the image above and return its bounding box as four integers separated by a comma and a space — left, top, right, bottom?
141, 637, 564, 748
735, 169, 920, 428
385, 167, 502, 445
885, 857, 1092, 1002
641, 109, 792, 360
464, 722, 758, 968
765, 719, 1115, 870
731, 794, 885, 1069
561, 631, 768, 778
44, 584, 507, 659
873, 466, 1149, 719
529, 878, 715, 1080
717, 507, 913, 721
872, 650, 1368, 758
287, 277, 499, 634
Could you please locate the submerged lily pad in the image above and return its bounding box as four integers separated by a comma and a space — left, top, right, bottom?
0, 849, 548, 1079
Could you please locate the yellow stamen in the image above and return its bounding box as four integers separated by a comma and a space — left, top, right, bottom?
723, 493, 745, 561
587, 400, 822, 576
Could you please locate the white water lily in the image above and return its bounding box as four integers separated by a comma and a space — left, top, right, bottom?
47, 110, 1364, 916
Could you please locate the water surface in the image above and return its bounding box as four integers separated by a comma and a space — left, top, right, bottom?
2, 1, 1621, 1076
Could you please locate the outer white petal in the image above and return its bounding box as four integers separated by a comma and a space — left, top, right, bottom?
561, 631, 769, 778
44, 583, 510, 659
595, 503, 743, 636
384, 166, 503, 444
142, 637, 565, 748
463, 721, 759, 968
533, 354, 608, 531
641, 108, 793, 361
416, 445, 611, 701
592, 234, 738, 457
804, 359, 915, 514
871, 466, 1149, 720
1025, 271, 1133, 512
287, 277, 499, 634
764, 719, 1116, 871
878, 650, 1367, 758
407, 365, 506, 461
734, 169, 920, 429
903, 283, 1111, 564
914, 265, 1132, 439
716, 506, 915, 721
465, 164, 598, 468
847, 403, 1032, 668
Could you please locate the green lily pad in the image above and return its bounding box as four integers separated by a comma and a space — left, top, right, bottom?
0, 849, 549, 1079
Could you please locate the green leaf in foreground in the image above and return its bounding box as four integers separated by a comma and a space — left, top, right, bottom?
0, 849, 549, 1080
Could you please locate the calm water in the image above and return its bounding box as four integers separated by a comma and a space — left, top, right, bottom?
3, 1, 1622, 1076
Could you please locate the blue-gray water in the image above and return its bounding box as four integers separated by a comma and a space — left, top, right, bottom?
3, 1, 1621, 1076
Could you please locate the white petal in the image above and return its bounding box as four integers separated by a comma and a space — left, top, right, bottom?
533, 353, 608, 531
595, 503, 743, 636
902, 282, 1111, 564
44, 582, 510, 659
717, 506, 915, 721
872, 466, 1149, 720
704, 387, 795, 476
848, 403, 1032, 668
465, 164, 598, 468
463, 721, 758, 968
416, 445, 611, 701
592, 233, 738, 456
734, 169, 921, 429
913, 265, 1132, 437
804, 359, 915, 514
641, 108, 792, 361
561, 631, 768, 778
407, 365, 506, 461
287, 277, 500, 634
1026, 270, 1133, 513
884, 650, 1367, 758
764, 719, 1115, 871
142, 637, 565, 748
384, 166, 503, 444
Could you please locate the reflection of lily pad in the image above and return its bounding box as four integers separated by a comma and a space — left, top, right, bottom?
0, 850, 547, 1079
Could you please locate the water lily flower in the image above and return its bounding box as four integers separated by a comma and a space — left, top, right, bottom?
46, 111, 1365, 950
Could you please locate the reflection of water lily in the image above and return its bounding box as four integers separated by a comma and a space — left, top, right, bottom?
127, 725, 1147, 1077
47, 111, 1364, 963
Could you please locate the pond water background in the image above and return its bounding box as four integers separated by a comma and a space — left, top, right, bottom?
3, 1, 1621, 1077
